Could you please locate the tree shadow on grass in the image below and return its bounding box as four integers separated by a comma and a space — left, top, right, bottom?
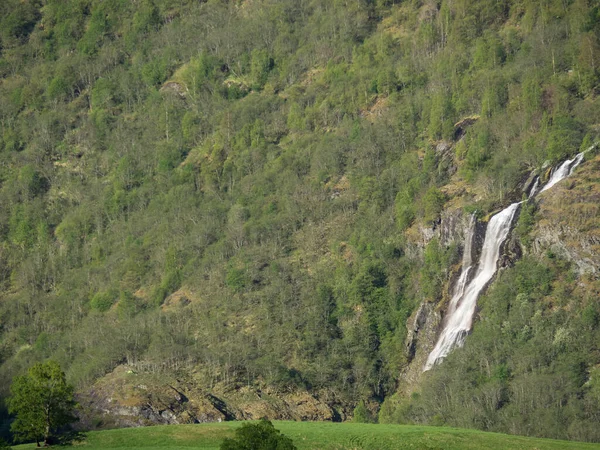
49, 429, 87, 447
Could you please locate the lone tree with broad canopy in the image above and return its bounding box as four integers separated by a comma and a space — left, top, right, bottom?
220, 419, 296, 450
7, 361, 77, 447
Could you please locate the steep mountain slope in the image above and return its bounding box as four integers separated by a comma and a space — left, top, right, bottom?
383, 151, 600, 442
0, 0, 599, 442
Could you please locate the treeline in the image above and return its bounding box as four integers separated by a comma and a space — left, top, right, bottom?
0, 0, 599, 441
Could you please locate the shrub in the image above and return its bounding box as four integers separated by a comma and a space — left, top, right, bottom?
90, 289, 117, 312
353, 400, 375, 423
220, 420, 296, 450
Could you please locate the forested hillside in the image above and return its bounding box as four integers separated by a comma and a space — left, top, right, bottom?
1, 0, 599, 442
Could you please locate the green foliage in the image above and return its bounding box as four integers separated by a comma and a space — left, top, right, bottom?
422, 187, 446, 225
421, 238, 457, 301
0, 0, 41, 46
18, 165, 49, 198
250, 50, 274, 91
141, 57, 170, 88
8, 203, 44, 249
91, 78, 116, 110
132, 0, 160, 35
515, 197, 536, 248
429, 91, 455, 140
46, 76, 70, 102
226, 266, 247, 293
77, 7, 108, 55
403, 256, 600, 442
220, 420, 296, 450
352, 400, 375, 424
287, 103, 305, 132
7, 361, 77, 446
1, 128, 23, 152
546, 115, 584, 162
151, 269, 182, 307
90, 289, 117, 313
462, 123, 492, 178
117, 290, 143, 318
0, 0, 598, 442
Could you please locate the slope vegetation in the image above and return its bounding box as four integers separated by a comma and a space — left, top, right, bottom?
0, 0, 599, 442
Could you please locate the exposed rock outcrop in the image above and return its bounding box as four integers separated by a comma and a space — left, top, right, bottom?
77, 366, 227, 429
401, 207, 480, 390
77, 364, 336, 430
402, 302, 440, 391
532, 153, 600, 274
160, 81, 187, 98
401, 151, 599, 391
453, 115, 480, 140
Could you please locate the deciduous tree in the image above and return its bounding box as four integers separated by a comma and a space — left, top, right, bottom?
8, 361, 77, 447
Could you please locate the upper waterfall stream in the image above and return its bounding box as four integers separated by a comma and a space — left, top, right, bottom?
424, 151, 587, 371
540, 152, 585, 193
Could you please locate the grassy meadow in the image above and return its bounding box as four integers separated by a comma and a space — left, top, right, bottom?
13, 422, 600, 450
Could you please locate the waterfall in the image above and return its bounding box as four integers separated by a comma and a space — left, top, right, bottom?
528, 177, 540, 199
540, 152, 585, 193
424, 150, 588, 371
424, 203, 519, 371
446, 214, 476, 317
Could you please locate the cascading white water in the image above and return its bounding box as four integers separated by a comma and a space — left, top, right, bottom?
424, 150, 589, 371
528, 177, 540, 199
446, 214, 476, 317
540, 152, 584, 193
424, 202, 520, 370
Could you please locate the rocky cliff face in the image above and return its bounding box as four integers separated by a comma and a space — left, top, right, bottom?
77, 366, 227, 428
77, 365, 337, 429
532, 153, 600, 275
401, 151, 600, 392
401, 206, 480, 390
402, 302, 440, 391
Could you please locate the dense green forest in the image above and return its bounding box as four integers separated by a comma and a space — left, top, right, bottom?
0, 0, 599, 443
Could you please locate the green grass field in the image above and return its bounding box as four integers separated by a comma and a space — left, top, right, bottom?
12, 422, 600, 450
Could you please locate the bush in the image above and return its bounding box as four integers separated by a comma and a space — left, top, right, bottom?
422, 187, 446, 225
353, 400, 375, 423
220, 420, 296, 450
90, 289, 117, 312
